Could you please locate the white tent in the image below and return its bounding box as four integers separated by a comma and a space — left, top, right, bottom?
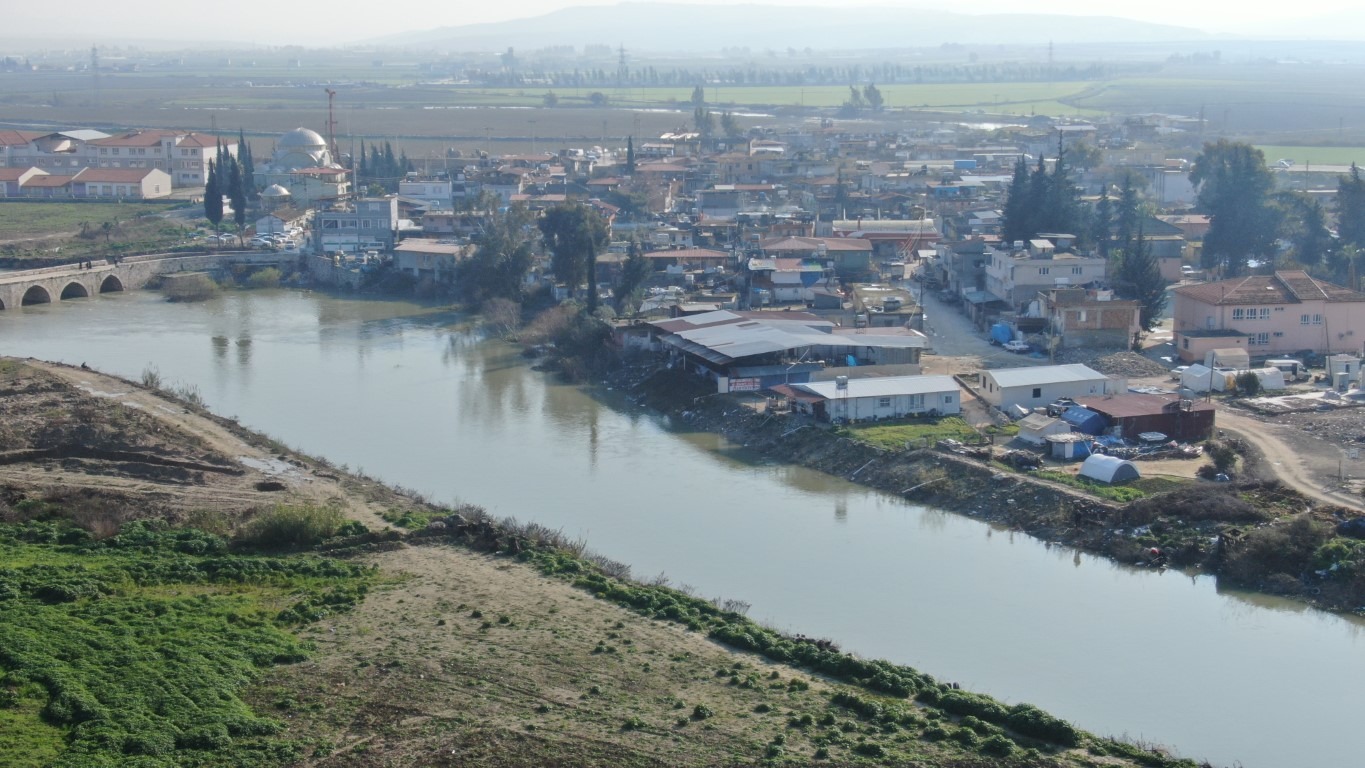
1080, 454, 1140, 484
1249, 367, 1286, 391
1180, 364, 1217, 393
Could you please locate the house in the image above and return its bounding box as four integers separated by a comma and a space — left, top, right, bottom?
746, 257, 833, 305
984, 238, 1107, 310
255, 207, 310, 236
392, 239, 471, 282
1038, 288, 1141, 349
759, 236, 874, 280
1171, 270, 1365, 362
1016, 413, 1070, 445
70, 167, 171, 199
781, 375, 960, 422
831, 218, 941, 262
0, 167, 47, 197
1074, 393, 1216, 443
314, 198, 399, 254
17, 173, 76, 197
979, 364, 1114, 412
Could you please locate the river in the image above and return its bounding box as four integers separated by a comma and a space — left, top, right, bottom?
3, 289, 1363, 768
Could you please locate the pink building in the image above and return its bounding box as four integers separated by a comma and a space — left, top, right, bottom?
1171, 270, 1365, 362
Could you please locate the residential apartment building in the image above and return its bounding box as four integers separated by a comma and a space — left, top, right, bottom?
984, 238, 1107, 310
1171, 270, 1365, 361
314, 198, 399, 254
1, 128, 232, 188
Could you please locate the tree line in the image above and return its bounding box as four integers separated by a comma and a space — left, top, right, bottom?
203, 129, 256, 243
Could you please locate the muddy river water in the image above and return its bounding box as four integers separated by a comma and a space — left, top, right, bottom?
3, 289, 1363, 768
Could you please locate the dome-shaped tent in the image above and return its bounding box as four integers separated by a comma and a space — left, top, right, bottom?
1079, 453, 1139, 484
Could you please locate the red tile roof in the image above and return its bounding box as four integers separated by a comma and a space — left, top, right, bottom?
643, 248, 728, 260
22, 174, 75, 187
0, 167, 43, 181
175, 133, 227, 148
1174, 270, 1365, 306
0, 130, 46, 147
90, 130, 180, 147
75, 168, 163, 182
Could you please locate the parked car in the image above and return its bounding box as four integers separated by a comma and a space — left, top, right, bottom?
1170, 365, 1191, 381
1003, 340, 1030, 353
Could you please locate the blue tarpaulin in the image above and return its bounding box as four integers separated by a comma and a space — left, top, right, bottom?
990, 323, 1013, 345
1059, 407, 1107, 435
846, 355, 857, 367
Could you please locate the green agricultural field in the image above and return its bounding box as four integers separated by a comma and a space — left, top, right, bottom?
842, 416, 981, 450
0, 201, 180, 241
1254, 146, 1365, 167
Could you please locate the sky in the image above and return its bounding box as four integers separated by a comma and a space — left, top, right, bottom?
3, 0, 1363, 47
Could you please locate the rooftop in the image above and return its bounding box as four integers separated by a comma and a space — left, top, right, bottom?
795, 374, 958, 400
1174, 270, 1365, 306
985, 364, 1107, 388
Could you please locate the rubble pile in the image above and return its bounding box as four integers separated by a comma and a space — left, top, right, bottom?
1075, 351, 1170, 378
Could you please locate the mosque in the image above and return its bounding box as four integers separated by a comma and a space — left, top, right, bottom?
256, 127, 350, 207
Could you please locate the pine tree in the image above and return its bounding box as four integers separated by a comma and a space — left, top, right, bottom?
1117, 222, 1166, 331
1114, 174, 1140, 256
358, 139, 368, 179
204, 160, 223, 236
1091, 189, 1112, 259
625, 136, 636, 175
1001, 156, 1031, 244
1190, 140, 1280, 276
1337, 163, 1365, 249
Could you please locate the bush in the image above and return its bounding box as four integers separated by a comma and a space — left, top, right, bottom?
245, 267, 282, 289
979, 734, 1016, 757
236, 505, 345, 549
691, 704, 713, 720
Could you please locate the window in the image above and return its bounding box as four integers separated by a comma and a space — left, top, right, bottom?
1248, 332, 1269, 346
878, 397, 892, 408
1302, 314, 1311, 325
1232, 308, 1245, 320
1182, 338, 1189, 349
1259, 307, 1271, 319
1031, 387, 1042, 399
1072, 266, 1083, 275
1038, 267, 1050, 276
1314, 314, 1324, 325
943, 395, 953, 404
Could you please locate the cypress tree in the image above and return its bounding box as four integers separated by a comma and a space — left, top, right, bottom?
204, 160, 223, 236
1001, 156, 1031, 245
625, 136, 636, 175
237, 129, 256, 201
228, 159, 246, 238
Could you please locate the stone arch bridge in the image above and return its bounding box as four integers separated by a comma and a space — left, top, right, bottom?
0, 251, 298, 311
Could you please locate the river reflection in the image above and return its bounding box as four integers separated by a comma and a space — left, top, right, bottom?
2, 288, 1364, 768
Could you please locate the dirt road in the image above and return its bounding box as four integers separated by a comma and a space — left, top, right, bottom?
1216, 407, 1363, 511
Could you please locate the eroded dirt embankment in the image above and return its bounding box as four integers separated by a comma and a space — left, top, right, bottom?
621, 366, 1365, 612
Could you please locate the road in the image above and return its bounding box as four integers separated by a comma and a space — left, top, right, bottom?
915, 286, 1055, 375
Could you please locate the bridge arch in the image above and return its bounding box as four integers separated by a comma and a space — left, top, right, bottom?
60, 282, 90, 300
21, 285, 51, 306
99, 274, 125, 293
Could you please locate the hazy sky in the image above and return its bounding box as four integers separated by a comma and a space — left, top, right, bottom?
5, 0, 1362, 46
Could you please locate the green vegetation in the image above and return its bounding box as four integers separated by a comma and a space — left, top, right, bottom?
1034, 471, 1147, 503
244, 267, 281, 290
0, 519, 373, 767
160, 273, 220, 303
0, 202, 179, 241
236, 505, 346, 550
840, 416, 980, 449
1255, 146, 1365, 166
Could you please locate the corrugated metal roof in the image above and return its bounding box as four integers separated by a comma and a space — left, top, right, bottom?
986, 364, 1107, 389
795, 375, 958, 400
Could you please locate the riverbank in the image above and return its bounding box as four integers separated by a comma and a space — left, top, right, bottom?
615, 364, 1365, 614
0, 357, 1188, 767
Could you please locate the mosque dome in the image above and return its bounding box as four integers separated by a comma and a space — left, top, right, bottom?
261, 184, 291, 198
270, 127, 333, 171
278, 127, 327, 149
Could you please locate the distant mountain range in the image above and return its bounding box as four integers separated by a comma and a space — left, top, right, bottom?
369, 3, 1211, 52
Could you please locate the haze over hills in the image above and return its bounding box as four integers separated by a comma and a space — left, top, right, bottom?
370, 3, 1211, 52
